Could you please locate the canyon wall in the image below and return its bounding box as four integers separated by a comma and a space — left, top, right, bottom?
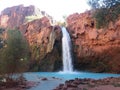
1, 5, 120, 73
0, 5, 62, 71
0, 5, 52, 29
19, 17, 62, 71
67, 11, 120, 73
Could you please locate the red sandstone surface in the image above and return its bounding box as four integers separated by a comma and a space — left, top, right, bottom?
67, 11, 120, 73
0, 5, 51, 29
19, 16, 62, 71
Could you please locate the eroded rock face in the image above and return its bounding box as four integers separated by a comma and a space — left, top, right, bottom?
0, 5, 51, 29
67, 11, 120, 73
0, 5, 61, 72
19, 17, 62, 71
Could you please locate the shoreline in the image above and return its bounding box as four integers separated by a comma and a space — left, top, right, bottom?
54, 77, 120, 90
0, 80, 39, 90
1, 76, 120, 90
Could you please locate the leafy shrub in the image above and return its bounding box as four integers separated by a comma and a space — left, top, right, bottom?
25, 15, 42, 23
93, 8, 109, 29
0, 29, 29, 79
88, 0, 120, 29
0, 28, 5, 49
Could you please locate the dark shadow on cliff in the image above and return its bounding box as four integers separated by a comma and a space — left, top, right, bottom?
28, 26, 62, 72
75, 46, 120, 73
38, 40, 62, 72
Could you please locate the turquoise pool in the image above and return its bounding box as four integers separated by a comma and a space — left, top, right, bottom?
24, 72, 120, 90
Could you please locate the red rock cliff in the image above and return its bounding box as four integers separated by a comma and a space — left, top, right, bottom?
0, 5, 61, 72
0, 5, 52, 29
19, 17, 62, 71
67, 11, 120, 73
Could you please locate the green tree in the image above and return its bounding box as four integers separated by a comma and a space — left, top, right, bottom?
88, 0, 120, 29
0, 28, 5, 49
0, 30, 29, 79
88, 0, 120, 9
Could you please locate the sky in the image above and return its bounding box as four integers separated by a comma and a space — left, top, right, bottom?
0, 0, 91, 21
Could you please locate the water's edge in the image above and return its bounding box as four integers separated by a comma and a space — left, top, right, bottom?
24, 72, 120, 90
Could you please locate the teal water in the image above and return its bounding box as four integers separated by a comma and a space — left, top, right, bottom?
24, 72, 120, 90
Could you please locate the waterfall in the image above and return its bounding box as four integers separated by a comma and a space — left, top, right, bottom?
62, 27, 73, 72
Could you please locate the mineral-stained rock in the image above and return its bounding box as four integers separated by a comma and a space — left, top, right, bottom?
19, 17, 62, 71
0, 5, 61, 72
67, 11, 120, 73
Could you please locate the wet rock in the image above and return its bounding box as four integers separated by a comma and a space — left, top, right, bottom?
19, 17, 62, 71
41, 78, 48, 81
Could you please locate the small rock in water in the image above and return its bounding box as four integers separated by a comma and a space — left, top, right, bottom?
41, 77, 48, 81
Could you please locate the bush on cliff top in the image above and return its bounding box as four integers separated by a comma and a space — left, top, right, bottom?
88, 0, 120, 29
25, 15, 42, 23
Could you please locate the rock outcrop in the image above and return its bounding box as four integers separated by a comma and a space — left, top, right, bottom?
55, 77, 120, 90
19, 17, 62, 71
67, 11, 120, 73
0, 5, 52, 29
0, 5, 61, 72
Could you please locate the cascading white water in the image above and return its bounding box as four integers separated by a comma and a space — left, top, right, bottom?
62, 27, 73, 72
